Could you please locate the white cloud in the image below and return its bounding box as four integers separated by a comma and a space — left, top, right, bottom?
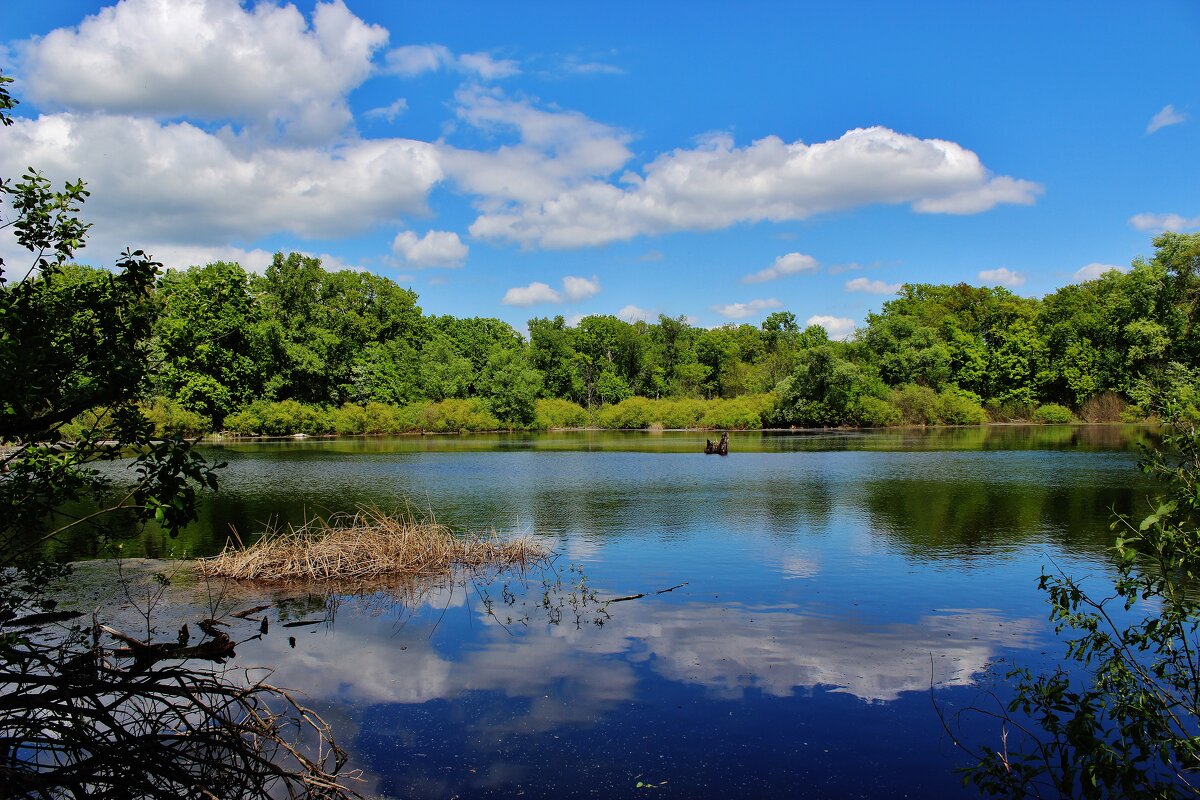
18, 0, 387, 143
804, 314, 856, 341
616, 304, 653, 322
977, 267, 1025, 287
384, 44, 518, 81
502, 281, 561, 306
456, 52, 521, 80
1147, 104, 1186, 134
741, 252, 818, 283
560, 56, 624, 76
391, 230, 468, 268
0, 113, 443, 246
844, 277, 901, 294
1073, 262, 1128, 282
384, 44, 453, 76
502, 275, 600, 306
145, 243, 276, 274
364, 98, 408, 123
468, 126, 1042, 249
1129, 212, 1200, 233
711, 298, 782, 319
562, 275, 601, 301
439, 86, 632, 208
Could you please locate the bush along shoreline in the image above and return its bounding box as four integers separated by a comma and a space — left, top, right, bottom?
75, 392, 1162, 441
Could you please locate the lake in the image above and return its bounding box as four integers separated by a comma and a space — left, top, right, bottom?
57, 426, 1157, 798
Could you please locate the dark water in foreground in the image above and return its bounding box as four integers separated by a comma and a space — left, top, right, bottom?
62, 426, 1158, 797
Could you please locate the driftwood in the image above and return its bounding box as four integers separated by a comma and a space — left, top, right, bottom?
704, 432, 729, 455
101, 619, 237, 670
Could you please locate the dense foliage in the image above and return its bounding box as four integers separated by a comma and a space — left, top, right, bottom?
89, 231, 1198, 434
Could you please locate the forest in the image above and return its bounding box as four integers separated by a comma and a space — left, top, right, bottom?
57, 232, 1200, 438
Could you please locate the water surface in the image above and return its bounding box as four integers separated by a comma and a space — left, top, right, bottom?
58, 426, 1157, 797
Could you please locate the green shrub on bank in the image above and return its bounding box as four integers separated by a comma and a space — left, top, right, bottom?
854, 395, 903, 427
224, 399, 333, 436
594, 395, 771, 430
1032, 403, 1075, 424
143, 397, 209, 437
533, 398, 590, 429
413, 399, 500, 432
890, 384, 940, 425
984, 399, 1037, 422
702, 395, 773, 429
937, 388, 989, 425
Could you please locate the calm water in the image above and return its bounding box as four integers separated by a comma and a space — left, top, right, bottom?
60, 426, 1158, 797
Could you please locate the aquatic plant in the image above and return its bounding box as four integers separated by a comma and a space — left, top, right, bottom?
199, 507, 549, 582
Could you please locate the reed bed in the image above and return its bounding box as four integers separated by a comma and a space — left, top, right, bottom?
198, 507, 549, 583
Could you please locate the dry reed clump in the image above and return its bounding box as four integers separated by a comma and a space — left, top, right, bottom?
197, 508, 549, 583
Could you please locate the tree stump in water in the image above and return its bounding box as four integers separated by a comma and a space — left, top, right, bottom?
704, 432, 729, 455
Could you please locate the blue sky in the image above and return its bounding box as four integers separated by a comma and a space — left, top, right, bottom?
2, 1, 1197, 337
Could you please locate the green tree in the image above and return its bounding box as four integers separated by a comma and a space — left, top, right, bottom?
480, 347, 543, 426
154, 260, 263, 427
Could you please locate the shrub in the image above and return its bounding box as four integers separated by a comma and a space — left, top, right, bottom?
1079, 390, 1126, 423
890, 384, 941, 425
658, 398, 707, 429
142, 397, 209, 437
1032, 403, 1074, 424
984, 399, 1038, 423
329, 403, 368, 435
596, 396, 656, 429
937, 388, 988, 425
222, 400, 332, 436
533, 398, 590, 430
701, 395, 772, 429
854, 395, 902, 427
416, 399, 499, 432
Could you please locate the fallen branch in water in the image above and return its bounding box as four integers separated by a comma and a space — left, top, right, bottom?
605, 582, 688, 603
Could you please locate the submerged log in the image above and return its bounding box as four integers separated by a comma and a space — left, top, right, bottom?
704, 432, 729, 456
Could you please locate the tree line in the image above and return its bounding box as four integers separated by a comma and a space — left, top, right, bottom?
54, 232, 1200, 436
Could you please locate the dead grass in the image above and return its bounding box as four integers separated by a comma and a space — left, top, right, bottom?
197, 507, 549, 583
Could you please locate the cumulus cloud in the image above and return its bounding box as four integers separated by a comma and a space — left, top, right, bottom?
468, 126, 1042, 249
1129, 212, 1200, 233
616, 304, 654, 322
844, 277, 901, 294
978, 267, 1025, 287
562, 275, 601, 300
741, 252, 818, 283
1073, 262, 1128, 283
0, 113, 443, 246
502, 281, 561, 306
711, 298, 782, 319
391, 230, 468, 268
384, 44, 518, 80
1147, 104, 1186, 134
805, 315, 856, 341
502, 275, 600, 306
18, 0, 387, 143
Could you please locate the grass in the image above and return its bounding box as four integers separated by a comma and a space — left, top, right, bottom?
198, 507, 549, 583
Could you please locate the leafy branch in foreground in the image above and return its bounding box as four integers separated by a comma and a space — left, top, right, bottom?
1, 68, 353, 798
957, 405, 1200, 798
